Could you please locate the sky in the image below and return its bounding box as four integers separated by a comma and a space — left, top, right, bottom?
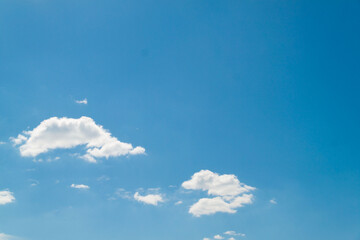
0, 0, 360, 240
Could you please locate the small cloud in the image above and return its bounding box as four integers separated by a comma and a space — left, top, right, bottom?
0, 141, 6, 145
148, 187, 161, 192
29, 179, 39, 187
214, 235, 224, 239
33, 158, 43, 163
0, 190, 15, 205
203, 238, 211, 240
45, 156, 60, 163
134, 192, 164, 206
270, 198, 277, 204
9, 134, 27, 146
175, 200, 183, 205
75, 98, 88, 105
113, 188, 132, 200
97, 175, 110, 182
228, 238, 235, 240
70, 184, 90, 190
224, 231, 245, 237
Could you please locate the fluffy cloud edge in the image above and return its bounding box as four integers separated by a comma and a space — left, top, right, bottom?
0, 190, 15, 205
134, 192, 164, 206
10, 116, 145, 163
182, 170, 255, 217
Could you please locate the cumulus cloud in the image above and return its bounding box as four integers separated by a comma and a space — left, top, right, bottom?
214, 235, 224, 239
134, 192, 164, 206
0, 190, 15, 205
11, 116, 145, 163
182, 170, 254, 197
175, 200, 183, 205
182, 170, 255, 217
190, 197, 236, 216
270, 198, 277, 204
75, 98, 88, 104
70, 184, 90, 190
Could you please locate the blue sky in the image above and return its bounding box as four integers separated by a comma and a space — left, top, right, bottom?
0, 0, 360, 240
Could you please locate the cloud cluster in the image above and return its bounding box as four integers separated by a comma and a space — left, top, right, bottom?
134, 192, 164, 206
70, 184, 90, 190
11, 117, 145, 163
0, 190, 15, 205
182, 170, 255, 217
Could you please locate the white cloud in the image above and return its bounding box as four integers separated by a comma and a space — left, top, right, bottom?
224, 231, 245, 237
10, 134, 27, 146
189, 197, 236, 216
134, 192, 164, 206
29, 179, 39, 187
270, 198, 277, 204
11, 116, 145, 163
75, 98, 88, 104
175, 200, 183, 205
70, 184, 90, 190
228, 238, 235, 240
0, 190, 15, 205
182, 170, 255, 197
182, 170, 255, 217
0, 141, 6, 145
0, 233, 18, 240
203, 238, 211, 240
214, 235, 224, 239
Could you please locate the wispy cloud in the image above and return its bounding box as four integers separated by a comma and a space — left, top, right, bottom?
75, 98, 88, 104
175, 200, 183, 205
97, 175, 110, 182
70, 184, 90, 190
0, 233, 19, 240
270, 198, 277, 204
224, 231, 246, 237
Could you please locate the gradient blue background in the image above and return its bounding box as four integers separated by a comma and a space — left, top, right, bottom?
0, 0, 359, 239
